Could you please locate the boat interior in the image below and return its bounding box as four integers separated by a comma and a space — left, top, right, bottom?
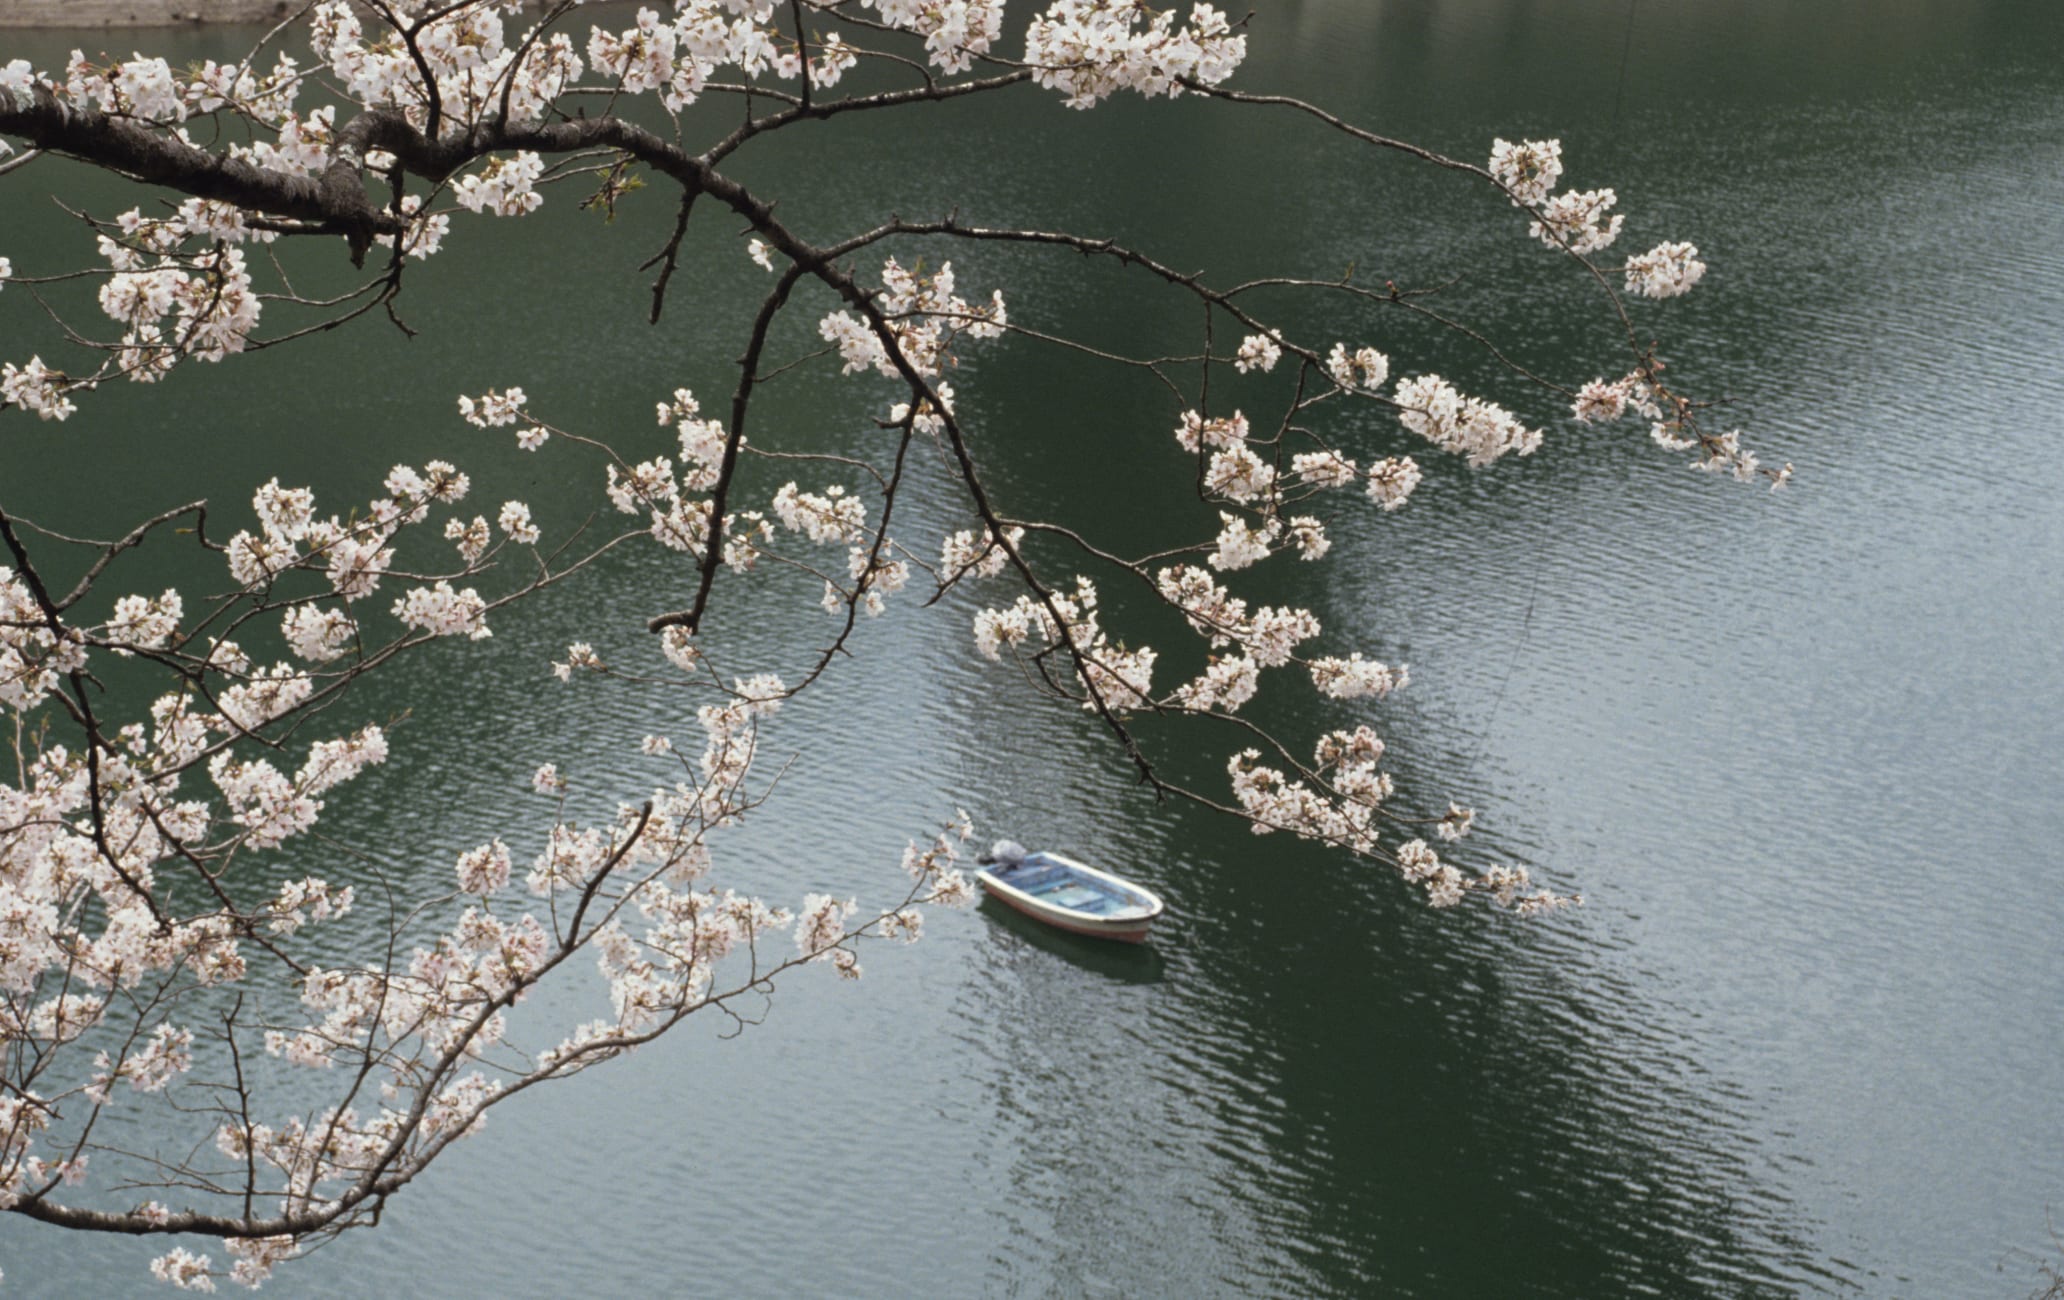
991, 856, 1147, 917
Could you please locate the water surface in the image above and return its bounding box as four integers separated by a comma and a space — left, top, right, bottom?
1, 2, 2060, 1295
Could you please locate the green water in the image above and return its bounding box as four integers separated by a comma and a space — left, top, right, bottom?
3, 2, 2063, 1295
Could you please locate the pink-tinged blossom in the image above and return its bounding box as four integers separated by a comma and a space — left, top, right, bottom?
1202, 446, 1276, 503
819, 310, 887, 375
323, 533, 395, 603
392, 582, 491, 640
103, 589, 181, 655
1286, 516, 1330, 561
658, 626, 702, 673
889, 379, 956, 436
1325, 342, 1390, 393
1530, 188, 1623, 255
252, 478, 315, 542
864, 0, 1005, 74
1309, 654, 1408, 700
1571, 378, 1630, 424
32, 992, 107, 1043
1173, 654, 1260, 713
1209, 512, 1279, 572
1291, 450, 1358, 489
1393, 375, 1542, 467
1686, 427, 1769, 484
264, 877, 354, 935
1365, 456, 1423, 510
587, 9, 676, 97
1315, 725, 1386, 769
819, 258, 1005, 380
1436, 802, 1477, 842
224, 1236, 297, 1290
663, 389, 730, 489
281, 605, 355, 663
150, 1248, 215, 1292
972, 600, 1036, 661
208, 753, 319, 849
296, 726, 388, 795
772, 482, 867, 544
98, 267, 180, 326
1176, 409, 1250, 453
446, 515, 491, 564
940, 525, 1023, 580
382, 194, 447, 261
842, 545, 910, 617
929, 870, 977, 907
649, 496, 713, 554
1488, 137, 1564, 205
795, 893, 855, 960
106, 53, 184, 121
1245, 605, 1321, 667
1226, 748, 1379, 853
1025, 1, 1247, 108
421, 459, 469, 503
453, 152, 544, 217
531, 763, 565, 795
1, 357, 78, 421
167, 246, 261, 362
606, 458, 679, 514
1234, 333, 1282, 373
457, 386, 530, 433
1625, 240, 1707, 298
1651, 420, 1698, 452
0, 59, 33, 104
456, 839, 512, 894
552, 641, 605, 683
224, 530, 290, 589
497, 500, 540, 545
973, 577, 1154, 711
218, 664, 314, 731
291, 729, 387, 804
1081, 641, 1157, 712
1155, 565, 1320, 666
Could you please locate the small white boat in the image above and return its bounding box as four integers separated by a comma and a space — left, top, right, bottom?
975, 841, 1164, 944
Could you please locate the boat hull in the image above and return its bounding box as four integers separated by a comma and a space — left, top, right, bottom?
980, 883, 1156, 943
975, 852, 1164, 944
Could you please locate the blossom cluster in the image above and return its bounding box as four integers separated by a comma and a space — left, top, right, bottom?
1392, 374, 1543, 467
1489, 136, 1710, 301
974, 576, 1156, 711
74, 203, 268, 386
1025, 2, 1247, 108
819, 257, 1007, 388
940, 525, 1025, 581
1570, 367, 1787, 486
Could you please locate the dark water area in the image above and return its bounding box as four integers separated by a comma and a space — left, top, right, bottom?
2, 1, 2062, 1295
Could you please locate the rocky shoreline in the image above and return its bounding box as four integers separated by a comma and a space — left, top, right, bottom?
0, 0, 595, 26
0, 0, 301, 25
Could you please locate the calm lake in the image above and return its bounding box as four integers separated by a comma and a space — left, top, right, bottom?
2, 1, 2061, 1295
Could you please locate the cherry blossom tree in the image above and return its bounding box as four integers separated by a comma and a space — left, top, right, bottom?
0, 1, 1782, 1287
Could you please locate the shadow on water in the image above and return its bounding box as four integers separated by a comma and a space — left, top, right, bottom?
975, 896, 1171, 987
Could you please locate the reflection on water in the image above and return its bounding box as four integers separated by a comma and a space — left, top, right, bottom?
975, 897, 1170, 986
2, 1, 2062, 1296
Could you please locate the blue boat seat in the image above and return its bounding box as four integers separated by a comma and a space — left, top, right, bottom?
1044, 884, 1106, 910
1004, 865, 1070, 893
